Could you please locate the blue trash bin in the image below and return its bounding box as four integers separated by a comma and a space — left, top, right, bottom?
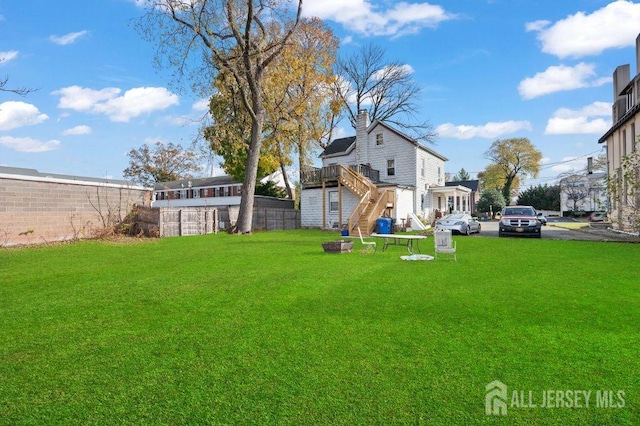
376, 217, 392, 234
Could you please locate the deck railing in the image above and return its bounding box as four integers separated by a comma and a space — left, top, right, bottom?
301, 164, 380, 186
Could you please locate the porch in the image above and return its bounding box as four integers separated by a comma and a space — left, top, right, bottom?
301, 164, 381, 188
430, 185, 472, 215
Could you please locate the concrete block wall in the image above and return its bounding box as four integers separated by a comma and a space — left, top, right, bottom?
0, 177, 150, 246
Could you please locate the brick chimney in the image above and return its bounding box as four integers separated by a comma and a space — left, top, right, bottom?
355, 109, 370, 164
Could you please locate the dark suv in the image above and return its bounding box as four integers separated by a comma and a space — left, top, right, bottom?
499, 206, 542, 238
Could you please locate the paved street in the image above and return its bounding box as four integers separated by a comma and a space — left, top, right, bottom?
475, 220, 638, 242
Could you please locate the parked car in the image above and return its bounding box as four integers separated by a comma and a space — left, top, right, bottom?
590, 211, 607, 222
537, 212, 547, 226
498, 206, 542, 238
435, 213, 481, 235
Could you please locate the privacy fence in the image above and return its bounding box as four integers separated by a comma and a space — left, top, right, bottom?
134, 206, 300, 237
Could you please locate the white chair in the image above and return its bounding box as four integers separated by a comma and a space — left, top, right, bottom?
434, 229, 456, 261
357, 227, 377, 254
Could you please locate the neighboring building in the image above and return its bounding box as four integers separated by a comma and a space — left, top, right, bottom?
445, 179, 481, 215
598, 33, 640, 229
559, 171, 608, 216
300, 110, 470, 233
0, 166, 150, 246
151, 175, 295, 229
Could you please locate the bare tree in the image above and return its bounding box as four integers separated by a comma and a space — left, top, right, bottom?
559, 172, 589, 212
136, 0, 302, 233
336, 43, 435, 143
0, 75, 37, 96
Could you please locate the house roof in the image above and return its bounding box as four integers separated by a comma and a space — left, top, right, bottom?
321, 136, 356, 158
599, 72, 640, 143
446, 179, 479, 192
153, 175, 238, 190
0, 165, 133, 186
368, 120, 448, 161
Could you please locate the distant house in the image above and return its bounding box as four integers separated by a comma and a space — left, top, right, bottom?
300, 110, 470, 233
559, 172, 608, 215
151, 175, 295, 230
598, 33, 640, 229
445, 179, 481, 214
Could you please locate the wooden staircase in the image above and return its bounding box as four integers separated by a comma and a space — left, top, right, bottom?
336, 165, 395, 235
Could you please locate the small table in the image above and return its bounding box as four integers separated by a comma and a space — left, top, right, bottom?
370, 233, 427, 254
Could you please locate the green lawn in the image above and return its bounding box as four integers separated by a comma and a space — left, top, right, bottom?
1, 230, 638, 425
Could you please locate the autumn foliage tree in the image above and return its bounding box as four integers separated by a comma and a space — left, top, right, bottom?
204, 18, 340, 200
482, 138, 542, 204
123, 141, 203, 187
137, 0, 303, 233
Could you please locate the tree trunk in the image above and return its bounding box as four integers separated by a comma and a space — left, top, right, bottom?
236, 109, 265, 234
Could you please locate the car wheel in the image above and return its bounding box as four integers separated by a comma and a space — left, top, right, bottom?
477, 224, 481, 233
465, 225, 471, 235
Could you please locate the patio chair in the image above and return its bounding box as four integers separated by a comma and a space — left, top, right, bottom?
357, 227, 377, 254
434, 229, 456, 261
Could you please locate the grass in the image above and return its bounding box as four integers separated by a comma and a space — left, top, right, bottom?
0, 230, 638, 425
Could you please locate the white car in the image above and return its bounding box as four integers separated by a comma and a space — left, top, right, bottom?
435, 214, 481, 235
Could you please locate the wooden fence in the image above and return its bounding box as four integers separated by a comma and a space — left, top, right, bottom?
135, 206, 299, 237
252, 208, 301, 231
159, 207, 218, 237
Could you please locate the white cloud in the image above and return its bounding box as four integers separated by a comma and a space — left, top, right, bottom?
62, 125, 92, 135
192, 98, 209, 111
550, 156, 586, 174
544, 101, 612, 135
528, 0, 640, 58
0, 101, 48, 130
525, 20, 550, 32
0, 136, 60, 153
302, 0, 456, 37
49, 31, 89, 46
436, 120, 532, 139
518, 63, 609, 100
0, 50, 19, 63
52, 86, 179, 122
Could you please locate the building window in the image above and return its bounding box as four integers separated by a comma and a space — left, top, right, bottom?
376, 133, 383, 146
329, 191, 338, 212
632, 123, 637, 152
387, 159, 395, 176
623, 129, 627, 157
421, 158, 425, 177
438, 167, 442, 183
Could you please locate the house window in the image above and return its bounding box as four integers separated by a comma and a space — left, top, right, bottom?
193, 189, 200, 198
632, 123, 636, 152
623, 129, 627, 156
329, 191, 338, 212
438, 167, 442, 184
420, 158, 425, 177
376, 133, 383, 146
387, 159, 395, 176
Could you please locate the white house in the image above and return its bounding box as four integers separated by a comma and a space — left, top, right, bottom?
559, 171, 608, 215
300, 111, 470, 233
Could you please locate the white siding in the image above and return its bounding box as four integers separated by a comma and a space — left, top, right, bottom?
300, 186, 359, 228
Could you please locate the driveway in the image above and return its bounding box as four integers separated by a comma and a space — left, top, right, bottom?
475, 219, 638, 242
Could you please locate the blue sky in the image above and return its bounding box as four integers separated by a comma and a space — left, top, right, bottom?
1, 0, 640, 189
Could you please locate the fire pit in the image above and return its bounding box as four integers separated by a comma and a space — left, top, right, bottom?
322, 240, 354, 253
